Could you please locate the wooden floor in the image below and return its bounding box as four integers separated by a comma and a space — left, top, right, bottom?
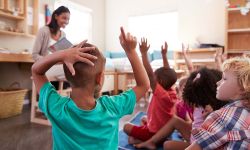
0, 100, 148, 150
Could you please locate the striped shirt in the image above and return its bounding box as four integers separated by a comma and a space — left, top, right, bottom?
192, 100, 250, 150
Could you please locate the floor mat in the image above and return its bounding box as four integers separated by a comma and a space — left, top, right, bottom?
118, 112, 183, 150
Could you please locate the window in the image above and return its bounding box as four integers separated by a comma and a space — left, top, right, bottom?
54, 0, 92, 44
128, 12, 179, 51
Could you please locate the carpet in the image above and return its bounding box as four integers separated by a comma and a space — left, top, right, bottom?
118, 112, 183, 150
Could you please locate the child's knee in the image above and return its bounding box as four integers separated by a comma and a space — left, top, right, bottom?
163, 141, 173, 150
123, 123, 133, 134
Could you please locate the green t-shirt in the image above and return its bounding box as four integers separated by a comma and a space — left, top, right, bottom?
38, 82, 136, 150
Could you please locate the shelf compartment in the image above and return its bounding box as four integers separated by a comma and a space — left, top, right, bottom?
227, 32, 250, 50
228, 10, 250, 29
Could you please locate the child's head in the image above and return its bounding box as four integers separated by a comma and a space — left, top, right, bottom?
216, 57, 250, 102
183, 67, 228, 110
63, 43, 106, 98
154, 67, 177, 90
176, 76, 188, 99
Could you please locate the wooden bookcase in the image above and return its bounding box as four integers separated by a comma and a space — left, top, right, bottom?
225, 0, 250, 57
0, 0, 38, 38
174, 48, 222, 73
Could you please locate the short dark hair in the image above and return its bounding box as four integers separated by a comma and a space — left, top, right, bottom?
154, 67, 177, 90
47, 6, 70, 34
63, 43, 106, 88
182, 67, 228, 110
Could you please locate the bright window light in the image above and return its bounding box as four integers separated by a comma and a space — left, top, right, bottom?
54, 0, 92, 44
128, 12, 179, 51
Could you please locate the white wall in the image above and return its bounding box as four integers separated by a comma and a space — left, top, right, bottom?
105, 0, 226, 51
70, 0, 105, 50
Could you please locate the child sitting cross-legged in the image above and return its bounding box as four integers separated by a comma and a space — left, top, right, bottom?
31, 27, 150, 150
123, 39, 179, 144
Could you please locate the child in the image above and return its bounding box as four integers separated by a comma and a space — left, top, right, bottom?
186, 57, 250, 150
175, 76, 193, 122
123, 39, 178, 144
175, 44, 195, 122
135, 67, 228, 150
31, 27, 150, 150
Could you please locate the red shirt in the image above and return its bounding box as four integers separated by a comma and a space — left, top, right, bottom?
147, 83, 178, 133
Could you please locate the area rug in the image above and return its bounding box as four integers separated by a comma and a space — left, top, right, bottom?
118, 112, 183, 150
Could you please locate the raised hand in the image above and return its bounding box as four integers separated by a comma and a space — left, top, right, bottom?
139, 37, 150, 54
181, 43, 194, 72
181, 43, 189, 56
215, 48, 223, 61
214, 48, 226, 71
161, 41, 168, 56
119, 27, 137, 53
64, 40, 97, 76
161, 41, 170, 68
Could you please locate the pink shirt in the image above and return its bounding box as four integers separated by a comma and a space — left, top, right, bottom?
190, 107, 204, 142
147, 83, 178, 133
176, 100, 193, 120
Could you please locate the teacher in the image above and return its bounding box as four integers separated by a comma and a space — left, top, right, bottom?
32, 6, 70, 61
32, 6, 70, 86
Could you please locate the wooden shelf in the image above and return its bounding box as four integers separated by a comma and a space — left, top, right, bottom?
227, 7, 243, 12
228, 28, 250, 33
227, 49, 250, 54
0, 0, 39, 37
175, 48, 217, 53
226, 1, 250, 57
0, 11, 24, 20
0, 53, 34, 63
174, 48, 221, 71
0, 30, 35, 38
175, 58, 215, 64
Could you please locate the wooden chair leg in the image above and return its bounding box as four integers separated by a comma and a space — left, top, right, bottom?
30, 81, 36, 122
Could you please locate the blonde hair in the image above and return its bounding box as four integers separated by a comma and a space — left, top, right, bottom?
222, 57, 250, 100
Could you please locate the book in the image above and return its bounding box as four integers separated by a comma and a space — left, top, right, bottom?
48, 37, 73, 52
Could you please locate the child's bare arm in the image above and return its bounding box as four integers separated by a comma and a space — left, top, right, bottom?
185, 143, 202, 150
182, 43, 194, 72
32, 41, 96, 93
161, 41, 170, 68
119, 27, 150, 102
139, 38, 157, 91
214, 48, 224, 71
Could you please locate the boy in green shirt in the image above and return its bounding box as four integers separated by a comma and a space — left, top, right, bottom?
32, 27, 150, 150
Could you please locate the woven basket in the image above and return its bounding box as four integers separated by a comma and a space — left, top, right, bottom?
0, 83, 28, 119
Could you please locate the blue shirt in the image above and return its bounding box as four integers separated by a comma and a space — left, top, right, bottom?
39, 82, 136, 150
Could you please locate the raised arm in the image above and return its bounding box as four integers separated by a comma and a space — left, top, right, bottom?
214, 48, 224, 71
32, 40, 96, 93
161, 41, 170, 68
119, 27, 150, 102
182, 43, 194, 72
139, 38, 157, 91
